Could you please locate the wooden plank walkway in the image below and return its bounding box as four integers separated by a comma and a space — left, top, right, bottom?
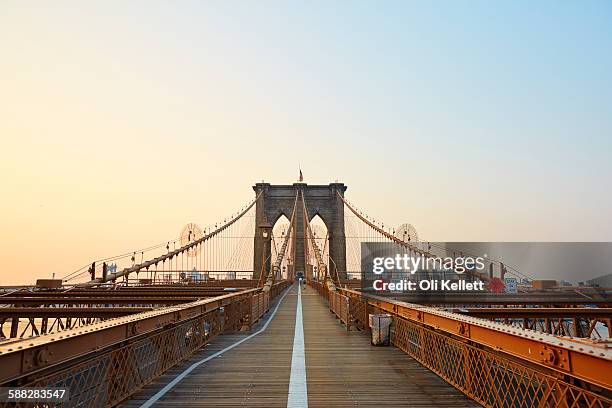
122, 288, 296, 407
301, 285, 477, 407
122, 284, 478, 407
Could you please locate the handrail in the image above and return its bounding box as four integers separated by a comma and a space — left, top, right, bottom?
314, 281, 612, 406
0, 281, 289, 385
339, 287, 612, 391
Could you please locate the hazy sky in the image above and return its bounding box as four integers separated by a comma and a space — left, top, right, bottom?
1, 1, 611, 285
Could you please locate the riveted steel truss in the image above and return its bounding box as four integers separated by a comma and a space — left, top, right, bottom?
313, 283, 612, 407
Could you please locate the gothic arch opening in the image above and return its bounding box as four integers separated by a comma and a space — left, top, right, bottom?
253, 183, 347, 280
308, 214, 329, 278
271, 214, 290, 279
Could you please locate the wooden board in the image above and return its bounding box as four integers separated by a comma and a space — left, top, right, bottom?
301, 286, 478, 407
122, 285, 478, 407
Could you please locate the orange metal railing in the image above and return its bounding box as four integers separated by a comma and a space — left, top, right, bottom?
329, 290, 350, 328
0, 280, 290, 408
250, 291, 270, 327
312, 282, 612, 408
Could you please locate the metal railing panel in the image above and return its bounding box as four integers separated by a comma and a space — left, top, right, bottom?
310, 282, 612, 408
0, 281, 290, 407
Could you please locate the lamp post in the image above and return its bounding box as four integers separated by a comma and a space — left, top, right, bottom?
259, 220, 272, 285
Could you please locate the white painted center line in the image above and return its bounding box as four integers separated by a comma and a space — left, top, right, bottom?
287, 283, 308, 408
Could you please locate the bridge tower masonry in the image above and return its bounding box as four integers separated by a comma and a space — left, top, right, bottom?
253, 182, 347, 281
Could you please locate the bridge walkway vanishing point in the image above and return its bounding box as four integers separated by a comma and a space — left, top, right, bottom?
122, 284, 477, 407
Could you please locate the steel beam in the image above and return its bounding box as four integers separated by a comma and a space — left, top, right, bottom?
454, 307, 612, 319
386, 292, 612, 306
0, 288, 260, 383
0, 307, 152, 318
340, 288, 612, 390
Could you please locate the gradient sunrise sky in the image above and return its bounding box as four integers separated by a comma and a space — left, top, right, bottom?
1, 1, 611, 285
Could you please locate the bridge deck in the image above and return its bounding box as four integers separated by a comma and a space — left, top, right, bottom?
123, 284, 477, 407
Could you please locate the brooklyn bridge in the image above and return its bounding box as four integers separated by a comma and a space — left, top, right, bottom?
0, 182, 610, 407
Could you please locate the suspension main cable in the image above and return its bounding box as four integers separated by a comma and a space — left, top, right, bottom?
78, 193, 262, 286
337, 190, 534, 282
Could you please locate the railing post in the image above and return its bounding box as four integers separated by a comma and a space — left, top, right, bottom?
462, 345, 472, 398
344, 296, 350, 330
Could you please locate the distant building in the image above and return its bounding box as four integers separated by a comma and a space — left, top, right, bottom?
504, 277, 517, 294
587, 273, 612, 288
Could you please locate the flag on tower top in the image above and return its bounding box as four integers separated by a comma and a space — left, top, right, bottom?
299, 169, 303, 182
